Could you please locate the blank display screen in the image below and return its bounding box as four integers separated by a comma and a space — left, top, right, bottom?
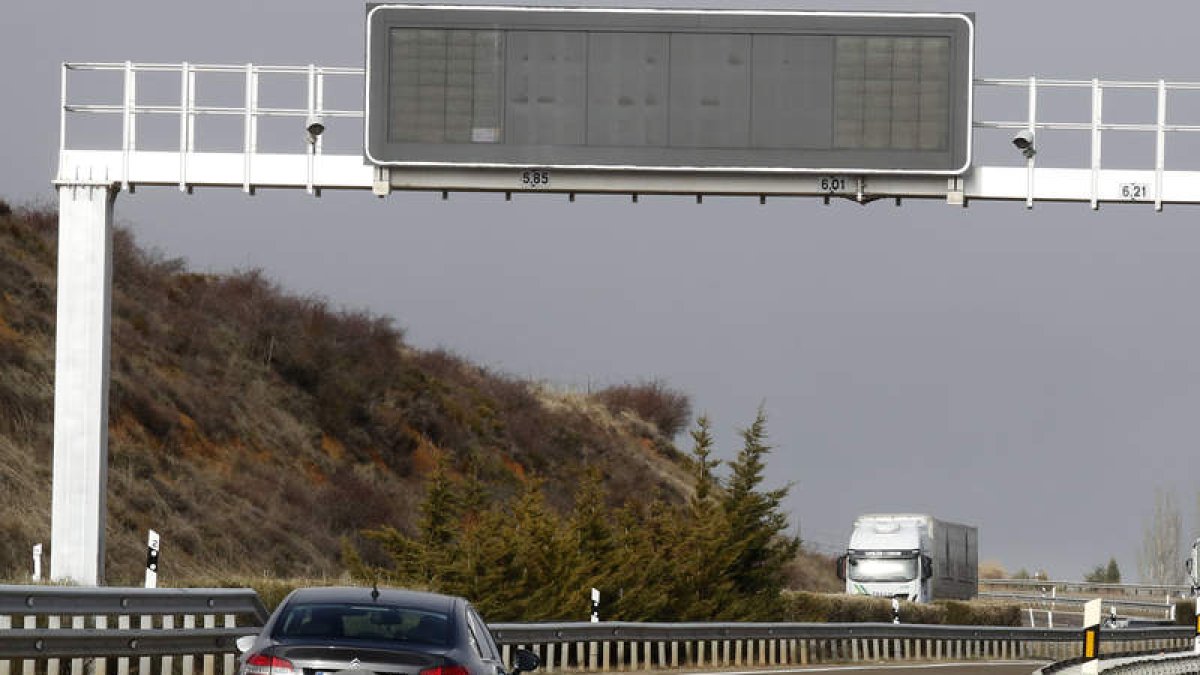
367, 7, 973, 173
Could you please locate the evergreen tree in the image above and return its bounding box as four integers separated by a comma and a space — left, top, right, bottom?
563, 467, 617, 618
605, 499, 679, 620
719, 407, 799, 619
1084, 557, 1122, 583
414, 458, 462, 585
689, 415, 721, 504
359, 409, 802, 622
671, 415, 738, 620
1106, 557, 1121, 583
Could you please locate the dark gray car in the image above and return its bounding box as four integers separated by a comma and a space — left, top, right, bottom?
236, 587, 539, 675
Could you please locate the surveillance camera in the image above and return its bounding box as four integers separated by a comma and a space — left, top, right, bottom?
305, 115, 325, 144
1012, 129, 1036, 158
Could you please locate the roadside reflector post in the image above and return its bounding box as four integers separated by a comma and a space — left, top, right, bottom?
1082, 598, 1102, 675
32, 543, 42, 582
144, 529, 160, 588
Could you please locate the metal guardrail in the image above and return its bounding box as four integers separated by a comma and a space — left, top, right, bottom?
0, 586, 268, 675
0, 587, 1194, 674
982, 580, 1192, 598
487, 621, 1195, 671
981, 592, 1177, 615
0, 586, 269, 621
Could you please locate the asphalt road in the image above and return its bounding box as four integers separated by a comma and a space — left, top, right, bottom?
669, 662, 1047, 675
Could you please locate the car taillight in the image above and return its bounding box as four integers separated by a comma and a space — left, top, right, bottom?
420, 664, 470, 675
243, 654, 296, 675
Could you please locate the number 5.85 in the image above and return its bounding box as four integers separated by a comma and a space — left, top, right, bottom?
522, 170, 550, 187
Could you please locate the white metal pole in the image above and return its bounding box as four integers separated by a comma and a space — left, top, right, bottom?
306, 64, 316, 195
121, 61, 134, 192
1155, 80, 1166, 211
1090, 78, 1102, 210
50, 182, 116, 586
1025, 76, 1037, 209
243, 63, 255, 194
59, 64, 68, 157
178, 62, 190, 192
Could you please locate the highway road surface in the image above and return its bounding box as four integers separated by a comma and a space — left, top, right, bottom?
672, 662, 1046, 675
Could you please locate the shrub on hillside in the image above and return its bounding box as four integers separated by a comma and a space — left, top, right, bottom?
940, 600, 1022, 626
782, 591, 1020, 625
593, 379, 692, 437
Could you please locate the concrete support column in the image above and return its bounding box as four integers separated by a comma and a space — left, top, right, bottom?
50, 183, 116, 586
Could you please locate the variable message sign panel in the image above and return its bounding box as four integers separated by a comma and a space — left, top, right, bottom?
366, 6, 974, 174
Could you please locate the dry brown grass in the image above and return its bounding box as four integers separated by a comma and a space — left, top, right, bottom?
0, 203, 698, 583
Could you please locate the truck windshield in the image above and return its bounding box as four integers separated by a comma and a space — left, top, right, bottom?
848, 554, 918, 582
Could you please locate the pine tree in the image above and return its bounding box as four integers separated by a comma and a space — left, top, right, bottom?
562, 467, 617, 618
719, 407, 799, 619
1105, 557, 1121, 583
415, 458, 462, 585
605, 499, 678, 620
671, 415, 738, 620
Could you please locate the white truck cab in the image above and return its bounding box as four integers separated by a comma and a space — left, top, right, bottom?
837, 513, 977, 603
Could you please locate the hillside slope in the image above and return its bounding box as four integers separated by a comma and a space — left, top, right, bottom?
0, 201, 694, 584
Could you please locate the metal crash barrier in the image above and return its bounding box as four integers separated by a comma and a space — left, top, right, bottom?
0, 587, 1194, 675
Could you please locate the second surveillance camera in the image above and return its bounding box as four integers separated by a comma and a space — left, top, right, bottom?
1012, 129, 1036, 159
305, 115, 326, 144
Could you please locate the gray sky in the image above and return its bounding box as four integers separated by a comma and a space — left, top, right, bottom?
7, 0, 1200, 581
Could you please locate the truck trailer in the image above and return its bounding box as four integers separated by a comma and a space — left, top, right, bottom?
836, 513, 977, 602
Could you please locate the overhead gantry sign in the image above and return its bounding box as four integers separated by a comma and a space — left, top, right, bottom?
50, 7, 1200, 584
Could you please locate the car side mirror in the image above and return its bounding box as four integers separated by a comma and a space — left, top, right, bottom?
512, 648, 540, 675
921, 555, 933, 581
835, 555, 847, 581
235, 635, 257, 654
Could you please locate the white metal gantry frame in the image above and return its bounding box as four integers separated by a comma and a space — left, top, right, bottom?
50, 61, 1200, 584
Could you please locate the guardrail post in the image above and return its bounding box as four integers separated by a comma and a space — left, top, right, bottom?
70, 616, 84, 675
46, 615, 60, 675
22, 614, 35, 675
139, 615, 152, 675
182, 615, 196, 675
204, 614, 217, 675
116, 615, 131, 675
0, 614, 9, 675
161, 615, 175, 675
224, 614, 237, 675
95, 615, 108, 675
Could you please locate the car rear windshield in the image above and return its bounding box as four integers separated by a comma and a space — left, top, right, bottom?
274, 603, 453, 646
